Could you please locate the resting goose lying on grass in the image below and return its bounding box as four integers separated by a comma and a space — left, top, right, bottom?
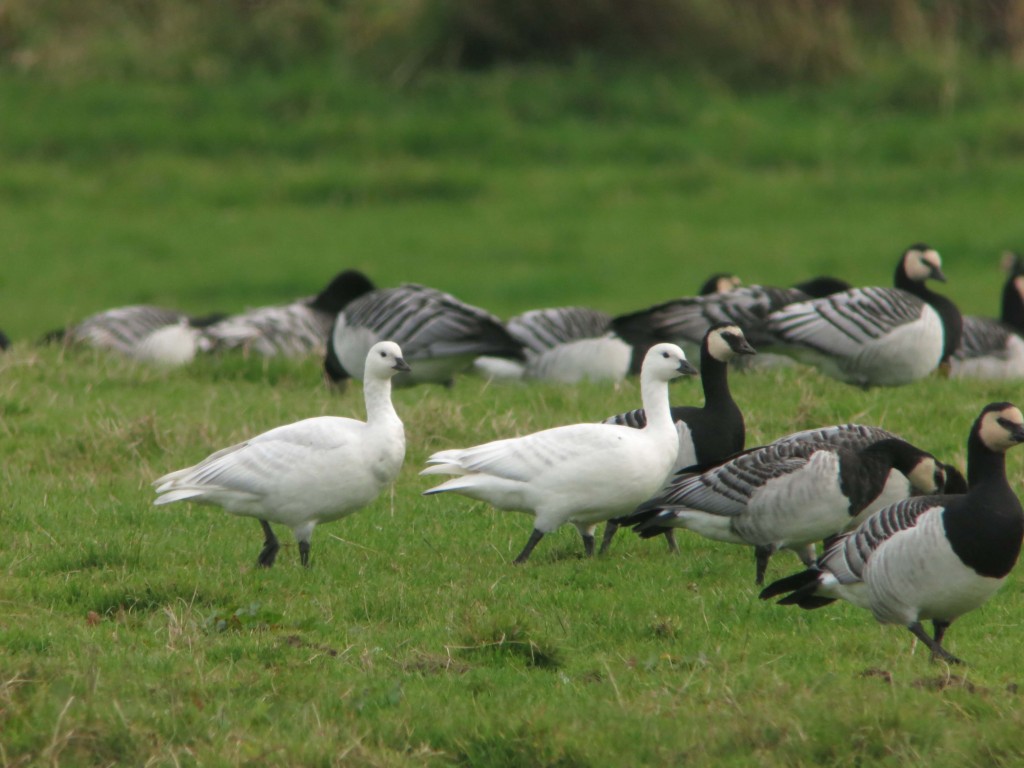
950, 251, 1024, 380
599, 323, 756, 554
421, 343, 697, 564
153, 341, 409, 567
761, 402, 1024, 664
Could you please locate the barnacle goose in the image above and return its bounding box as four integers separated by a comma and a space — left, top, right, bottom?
760, 402, 1024, 664
950, 252, 1024, 379
153, 341, 410, 567
599, 323, 756, 554
326, 283, 524, 387
198, 269, 376, 358
421, 344, 697, 564
621, 433, 946, 584
764, 245, 963, 387
43, 305, 224, 364
610, 277, 850, 365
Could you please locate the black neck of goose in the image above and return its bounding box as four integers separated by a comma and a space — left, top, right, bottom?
895, 273, 962, 363
840, 440, 904, 515
699, 344, 736, 410
966, 430, 1009, 489
1001, 279, 1024, 332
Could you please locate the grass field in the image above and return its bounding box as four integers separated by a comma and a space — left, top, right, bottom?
4, 59, 1024, 766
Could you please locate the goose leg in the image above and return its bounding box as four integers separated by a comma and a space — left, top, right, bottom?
754, 545, 773, 585
257, 520, 280, 568
664, 529, 680, 555
932, 619, 951, 646
513, 529, 544, 565
298, 541, 311, 568
576, 523, 597, 558
598, 522, 619, 555
908, 621, 963, 664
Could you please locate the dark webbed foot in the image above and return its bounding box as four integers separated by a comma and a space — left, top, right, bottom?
909, 621, 964, 664
598, 522, 618, 555
257, 520, 280, 567
513, 529, 544, 565
299, 540, 311, 567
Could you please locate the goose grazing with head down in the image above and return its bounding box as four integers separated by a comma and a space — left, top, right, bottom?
764, 244, 962, 387
198, 269, 376, 358
153, 341, 410, 567
620, 432, 946, 584
599, 323, 757, 554
326, 283, 523, 387
950, 251, 1024, 380
421, 343, 697, 563
760, 402, 1024, 664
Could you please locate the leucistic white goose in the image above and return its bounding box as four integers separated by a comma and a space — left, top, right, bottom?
198, 269, 376, 358
760, 402, 1024, 664
43, 305, 225, 363
599, 324, 756, 554
950, 252, 1024, 379
764, 245, 962, 387
421, 343, 697, 563
622, 434, 945, 584
153, 341, 410, 567
326, 283, 523, 387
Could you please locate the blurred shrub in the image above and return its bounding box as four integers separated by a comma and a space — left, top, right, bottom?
1, 0, 1023, 86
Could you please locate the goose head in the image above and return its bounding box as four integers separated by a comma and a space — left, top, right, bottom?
699, 273, 742, 296
643, 343, 697, 382
705, 323, 757, 363
365, 341, 412, 380
310, 270, 377, 314
977, 402, 1024, 453
899, 244, 946, 285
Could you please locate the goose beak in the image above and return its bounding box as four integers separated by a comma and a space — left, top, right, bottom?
677, 359, 698, 376
735, 339, 757, 356
929, 265, 948, 283
1008, 422, 1024, 444
393, 357, 412, 373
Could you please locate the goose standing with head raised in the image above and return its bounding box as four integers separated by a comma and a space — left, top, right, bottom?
153, 341, 410, 567
760, 402, 1024, 664
421, 343, 696, 563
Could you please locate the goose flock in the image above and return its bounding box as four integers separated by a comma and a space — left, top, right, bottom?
14, 243, 1024, 665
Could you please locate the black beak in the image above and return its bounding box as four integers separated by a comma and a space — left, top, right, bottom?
393, 357, 412, 373
734, 339, 757, 356
677, 359, 698, 376
930, 265, 948, 283
1010, 423, 1024, 444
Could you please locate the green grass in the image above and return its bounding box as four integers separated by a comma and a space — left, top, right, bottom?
4, 62, 1024, 765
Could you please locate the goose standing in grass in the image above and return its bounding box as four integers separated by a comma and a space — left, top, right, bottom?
42, 305, 225, 364
764, 245, 962, 387
620, 433, 947, 584
421, 343, 697, 563
950, 252, 1024, 379
760, 402, 1024, 664
599, 323, 757, 554
198, 269, 376, 358
153, 341, 410, 567
326, 283, 523, 387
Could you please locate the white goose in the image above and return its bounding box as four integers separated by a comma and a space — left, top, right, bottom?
764, 245, 962, 387
326, 283, 523, 386
622, 433, 946, 584
421, 343, 697, 563
761, 402, 1024, 664
153, 341, 410, 567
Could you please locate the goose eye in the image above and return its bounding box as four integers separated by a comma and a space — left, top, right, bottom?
379, 351, 387, 358
661, 351, 670, 359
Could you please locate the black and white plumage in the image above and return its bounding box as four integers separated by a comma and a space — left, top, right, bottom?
420, 344, 698, 564
153, 341, 410, 567
950, 253, 1024, 379
43, 305, 225, 365
610, 278, 850, 363
764, 245, 963, 387
325, 283, 524, 387
599, 323, 757, 554
621, 433, 946, 584
198, 270, 376, 358
760, 402, 1024, 664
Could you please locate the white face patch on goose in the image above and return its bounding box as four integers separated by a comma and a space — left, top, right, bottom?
1014, 276, 1024, 305
717, 276, 742, 294
904, 248, 943, 282
907, 457, 941, 494
979, 406, 1024, 452
708, 326, 743, 361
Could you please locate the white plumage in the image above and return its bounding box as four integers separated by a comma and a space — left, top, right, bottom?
762, 403, 1024, 664
421, 343, 697, 563
153, 341, 410, 567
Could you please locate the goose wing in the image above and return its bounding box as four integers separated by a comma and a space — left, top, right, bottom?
817, 495, 945, 584
766, 287, 926, 355
508, 307, 613, 353
71, 305, 188, 351
955, 315, 1015, 360
772, 423, 898, 452
200, 303, 329, 356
